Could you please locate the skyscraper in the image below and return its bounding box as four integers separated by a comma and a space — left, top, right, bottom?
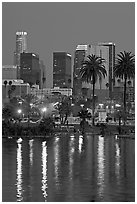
97, 42, 115, 99
53, 52, 72, 88
73, 43, 115, 101
88, 42, 115, 99
20, 53, 41, 87
73, 45, 89, 96
14, 31, 28, 78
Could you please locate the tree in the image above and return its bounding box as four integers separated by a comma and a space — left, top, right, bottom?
106, 82, 109, 89
2, 106, 13, 122
127, 80, 132, 86
78, 107, 91, 134
114, 51, 135, 113
9, 81, 12, 86
58, 97, 71, 124
114, 109, 127, 134
4, 80, 7, 88
3, 80, 8, 101
80, 54, 107, 125
22, 94, 38, 123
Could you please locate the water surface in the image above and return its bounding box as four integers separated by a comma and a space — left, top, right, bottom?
2, 133, 135, 202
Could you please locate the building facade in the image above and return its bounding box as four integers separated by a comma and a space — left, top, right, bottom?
73, 43, 115, 102
53, 52, 72, 88
14, 31, 28, 78
31, 87, 72, 97
73, 45, 88, 96
97, 42, 115, 99
2, 65, 17, 79
20, 52, 41, 87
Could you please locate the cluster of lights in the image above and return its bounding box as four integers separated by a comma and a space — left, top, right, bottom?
42, 107, 47, 112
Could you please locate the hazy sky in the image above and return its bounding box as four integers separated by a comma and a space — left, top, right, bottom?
2, 2, 135, 87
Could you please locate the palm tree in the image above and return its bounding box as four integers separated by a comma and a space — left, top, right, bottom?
80, 54, 107, 125
127, 80, 132, 86
4, 80, 7, 88
22, 94, 37, 125
8, 81, 13, 99
4, 80, 8, 100
114, 51, 135, 113
78, 107, 91, 134
58, 97, 71, 124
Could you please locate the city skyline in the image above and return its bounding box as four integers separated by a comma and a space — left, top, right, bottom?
2, 2, 135, 87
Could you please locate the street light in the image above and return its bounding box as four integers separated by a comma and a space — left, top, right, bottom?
80, 104, 84, 108
17, 109, 22, 123
17, 109, 22, 114
42, 107, 47, 118
42, 107, 47, 112
115, 104, 121, 108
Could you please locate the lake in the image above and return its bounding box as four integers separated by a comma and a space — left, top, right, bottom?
2, 133, 135, 202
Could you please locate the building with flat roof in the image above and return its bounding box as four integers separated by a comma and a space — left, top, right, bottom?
2, 65, 17, 79
73, 45, 89, 96
20, 52, 41, 87
73, 42, 115, 102
31, 87, 72, 101
53, 52, 72, 88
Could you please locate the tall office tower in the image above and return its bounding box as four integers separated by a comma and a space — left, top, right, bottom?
73, 45, 89, 95
53, 52, 72, 88
20, 53, 41, 87
73, 43, 115, 101
14, 31, 28, 78
97, 42, 115, 99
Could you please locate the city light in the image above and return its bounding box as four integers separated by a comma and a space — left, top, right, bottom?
80, 104, 84, 108
17, 109, 22, 114
42, 107, 47, 112
115, 104, 121, 107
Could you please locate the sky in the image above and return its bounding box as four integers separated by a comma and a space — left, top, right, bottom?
2, 2, 135, 87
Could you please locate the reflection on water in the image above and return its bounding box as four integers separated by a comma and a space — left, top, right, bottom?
78, 135, 83, 153
115, 142, 120, 182
41, 141, 48, 201
2, 134, 135, 202
16, 139, 23, 201
69, 136, 75, 180
97, 136, 105, 199
29, 139, 34, 166
54, 136, 60, 189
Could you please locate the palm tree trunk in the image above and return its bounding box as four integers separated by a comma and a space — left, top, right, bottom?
92, 76, 95, 126
123, 77, 127, 113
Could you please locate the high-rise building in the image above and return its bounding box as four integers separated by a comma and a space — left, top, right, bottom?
97, 42, 115, 99
14, 31, 28, 78
2, 65, 17, 80
73, 45, 89, 96
20, 53, 41, 87
53, 52, 72, 88
73, 43, 115, 101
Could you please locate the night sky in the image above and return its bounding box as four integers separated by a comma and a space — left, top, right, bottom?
2, 2, 135, 87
